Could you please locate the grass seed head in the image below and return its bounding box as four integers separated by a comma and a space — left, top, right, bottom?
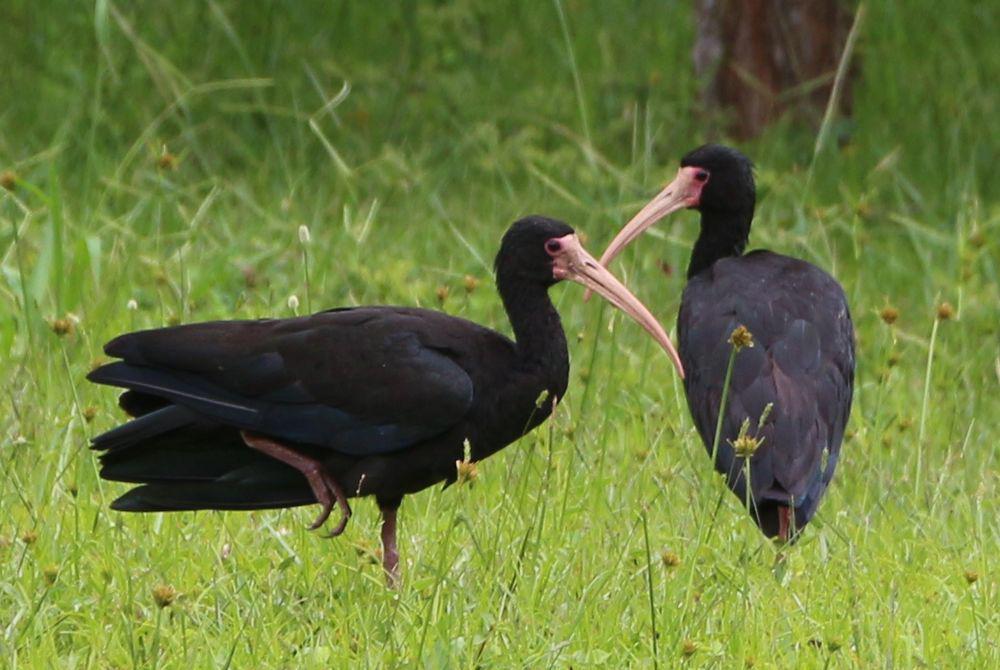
455, 439, 477, 486
156, 151, 178, 170
968, 229, 986, 249
879, 306, 899, 325
729, 417, 763, 457
729, 325, 754, 351
732, 434, 762, 458
682, 639, 698, 656
661, 550, 681, 568
0, 170, 16, 191
463, 274, 479, 293
21, 530, 38, 545
287, 294, 300, 312
535, 389, 551, 409
936, 302, 954, 321
757, 402, 774, 428
152, 584, 177, 608
82, 406, 97, 422
964, 570, 978, 584
455, 459, 477, 485
43, 565, 59, 585
435, 285, 450, 304
298, 224, 311, 244
51, 318, 73, 337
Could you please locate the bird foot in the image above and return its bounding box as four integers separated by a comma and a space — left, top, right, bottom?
240, 431, 352, 536
308, 469, 353, 538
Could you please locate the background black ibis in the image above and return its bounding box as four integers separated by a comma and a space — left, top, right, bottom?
597, 145, 855, 541
87, 216, 682, 584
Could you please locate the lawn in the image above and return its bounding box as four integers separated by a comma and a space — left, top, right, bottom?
1, 1, 997, 667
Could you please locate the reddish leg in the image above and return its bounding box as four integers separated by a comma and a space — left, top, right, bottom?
777, 506, 791, 542
240, 431, 352, 536
380, 504, 400, 588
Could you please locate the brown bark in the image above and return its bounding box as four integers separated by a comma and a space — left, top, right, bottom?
694, 0, 856, 139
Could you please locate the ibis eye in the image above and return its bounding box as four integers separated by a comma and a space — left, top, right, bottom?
694, 170, 709, 182
545, 239, 562, 254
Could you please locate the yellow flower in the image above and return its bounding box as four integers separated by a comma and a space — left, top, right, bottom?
152, 584, 177, 608
728, 325, 754, 351
455, 439, 478, 486
879, 306, 899, 325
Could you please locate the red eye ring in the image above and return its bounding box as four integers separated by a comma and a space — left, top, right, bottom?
694, 170, 709, 182
545, 239, 562, 254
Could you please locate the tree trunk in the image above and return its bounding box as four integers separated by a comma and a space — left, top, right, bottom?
694, 0, 856, 139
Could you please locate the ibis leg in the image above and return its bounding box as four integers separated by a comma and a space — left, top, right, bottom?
380, 504, 400, 587
240, 431, 352, 536
777, 506, 791, 542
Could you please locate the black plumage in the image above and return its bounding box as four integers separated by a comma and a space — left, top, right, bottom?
598, 145, 855, 541
88, 216, 680, 583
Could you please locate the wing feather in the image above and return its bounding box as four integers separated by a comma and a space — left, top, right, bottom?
679, 251, 854, 524
89, 307, 477, 456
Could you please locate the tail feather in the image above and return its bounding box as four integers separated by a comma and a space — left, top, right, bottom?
92, 405, 199, 453
92, 400, 316, 511
119, 390, 171, 417
111, 463, 313, 512
99, 431, 269, 483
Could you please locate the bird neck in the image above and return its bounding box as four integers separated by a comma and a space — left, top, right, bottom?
497, 275, 569, 380
687, 208, 753, 278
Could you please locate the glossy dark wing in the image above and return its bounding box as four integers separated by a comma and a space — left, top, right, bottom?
88, 307, 476, 456
678, 251, 855, 528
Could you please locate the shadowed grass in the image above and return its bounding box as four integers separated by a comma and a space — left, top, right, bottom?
1, 1, 998, 667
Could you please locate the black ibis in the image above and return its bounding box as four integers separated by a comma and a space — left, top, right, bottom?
596, 145, 855, 541
87, 216, 683, 584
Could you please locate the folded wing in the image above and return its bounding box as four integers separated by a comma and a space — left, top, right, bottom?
89, 307, 476, 456
679, 252, 855, 526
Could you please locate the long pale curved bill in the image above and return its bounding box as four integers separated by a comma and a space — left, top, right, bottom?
584, 167, 699, 301
553, 233, 684, 378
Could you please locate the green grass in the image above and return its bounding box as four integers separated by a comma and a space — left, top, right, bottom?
2, 1, 998, 667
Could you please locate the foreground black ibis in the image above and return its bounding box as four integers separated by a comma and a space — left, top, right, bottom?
88, 216, 683, 584
597, 145, 855, 541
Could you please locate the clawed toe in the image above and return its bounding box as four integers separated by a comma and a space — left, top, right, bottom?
307, 476, 352, 536
308, 501, 334, 531
240, 432, 353, 537
322, 509, 351, 538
